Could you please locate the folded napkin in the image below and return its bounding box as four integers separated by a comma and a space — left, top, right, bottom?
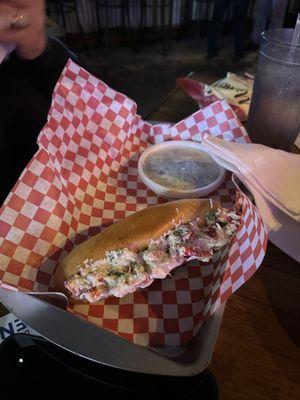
202, 136, 300, 221
202, 135, 300, 262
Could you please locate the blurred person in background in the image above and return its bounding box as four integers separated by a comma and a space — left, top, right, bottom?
251, 0, 290, 47
207, 0, 251, 59
0, 0, 77, 204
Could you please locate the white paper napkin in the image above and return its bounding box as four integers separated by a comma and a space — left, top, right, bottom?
202, 135, 300, 262
202, 136, 300, 221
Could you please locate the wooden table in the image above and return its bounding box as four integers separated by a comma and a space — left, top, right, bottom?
146, 76, 300, 400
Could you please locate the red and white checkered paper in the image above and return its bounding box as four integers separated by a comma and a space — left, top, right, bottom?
0, 60, 267, 346
176, 77, 247, 122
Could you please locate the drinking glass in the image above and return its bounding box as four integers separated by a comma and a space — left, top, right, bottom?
247, 29, 300, 151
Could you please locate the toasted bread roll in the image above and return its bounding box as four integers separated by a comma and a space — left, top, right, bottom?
53, 198, 241, 303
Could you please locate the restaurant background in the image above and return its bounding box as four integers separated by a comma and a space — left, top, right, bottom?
43, 1, 298, 110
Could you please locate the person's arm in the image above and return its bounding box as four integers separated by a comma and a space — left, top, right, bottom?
0, 0, 80, 102
8, 36, 79, 101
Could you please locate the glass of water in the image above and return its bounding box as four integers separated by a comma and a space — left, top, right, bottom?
247, 29, 300, 151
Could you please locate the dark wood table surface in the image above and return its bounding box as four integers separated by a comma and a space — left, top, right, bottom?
146, 74, 300, 400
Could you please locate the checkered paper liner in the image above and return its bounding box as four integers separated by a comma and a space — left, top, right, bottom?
176, 77, 247, 122
0, 60, 267, 346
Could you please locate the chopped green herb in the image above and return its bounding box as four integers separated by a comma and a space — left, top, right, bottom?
130, 261, 137, 268
129, 262, 138, 276
106, 249, 123, 263
206, 211, 216, 220
113, 271, 124, 277
218, 221, 228, 227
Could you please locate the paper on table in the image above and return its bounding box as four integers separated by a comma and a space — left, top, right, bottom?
176, 73, 253, 122
210, 73, 253, 120
0, 312, 40, 344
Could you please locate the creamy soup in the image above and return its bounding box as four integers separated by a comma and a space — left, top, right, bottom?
142, 147, 221, 191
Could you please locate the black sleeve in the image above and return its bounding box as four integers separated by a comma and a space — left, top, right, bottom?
0, 38, 80, 204
6, 37, 80, 102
